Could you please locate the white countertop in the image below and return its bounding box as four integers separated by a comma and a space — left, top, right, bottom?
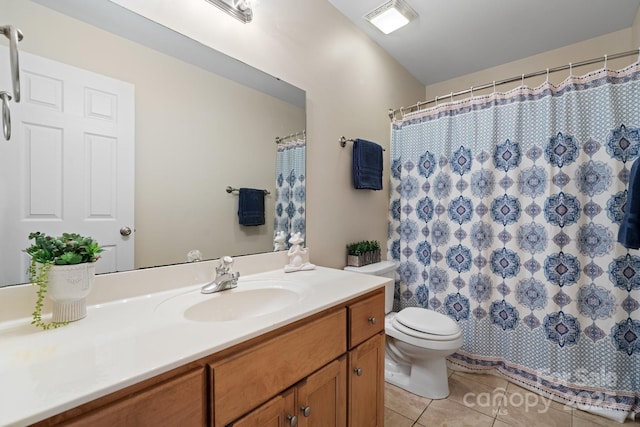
0, 262, 387, 427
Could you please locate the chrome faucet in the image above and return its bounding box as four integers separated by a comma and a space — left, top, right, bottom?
201, 256, 240, 294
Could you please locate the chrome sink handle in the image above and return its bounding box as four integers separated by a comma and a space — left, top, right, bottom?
201, 256, 240, 294
219, 256, 241, 285
1, 25, 23, 103
216, 255, 234, 275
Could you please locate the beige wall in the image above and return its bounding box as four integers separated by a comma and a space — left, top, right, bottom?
633, 5, 640, 48
425, 28, 638, 103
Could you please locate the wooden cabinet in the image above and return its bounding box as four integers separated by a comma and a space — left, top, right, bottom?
210, 309, 346, 426
298, 357, 347, 427
347, 292, 385, 427
34, 288, 385, 427
232, 358, 347, 427
348, 334, 384, 427
231, 389, 296, 427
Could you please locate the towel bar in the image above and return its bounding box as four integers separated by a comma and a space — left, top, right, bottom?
339, 136, 385, 151
226, 186, 270, 195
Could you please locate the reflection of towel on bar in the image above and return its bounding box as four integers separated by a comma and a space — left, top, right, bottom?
238, 188, 265, 226
353, 138, 383, 190
619, 158, 640, 249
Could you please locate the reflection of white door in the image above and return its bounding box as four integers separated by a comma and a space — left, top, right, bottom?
0, 47, 135, 285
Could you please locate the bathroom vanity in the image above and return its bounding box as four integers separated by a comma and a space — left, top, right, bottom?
0, 254, 388, 427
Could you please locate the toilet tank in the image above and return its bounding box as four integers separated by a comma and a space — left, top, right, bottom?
344, 260, 397, 314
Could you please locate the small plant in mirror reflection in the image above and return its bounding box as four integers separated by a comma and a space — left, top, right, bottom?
26, 232, 103, 330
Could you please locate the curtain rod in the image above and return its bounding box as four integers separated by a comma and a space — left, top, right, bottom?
389, 48, 640, 120
275, 130, 306, 144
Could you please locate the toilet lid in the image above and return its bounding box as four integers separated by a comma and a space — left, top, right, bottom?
395, 307, 460, 336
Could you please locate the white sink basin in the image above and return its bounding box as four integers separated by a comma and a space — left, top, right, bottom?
155, 279, 311, 322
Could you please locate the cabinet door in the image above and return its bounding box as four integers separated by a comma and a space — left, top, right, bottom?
297, 357, 347, 427
231, 389, 296, 427
348, 333, 384, 427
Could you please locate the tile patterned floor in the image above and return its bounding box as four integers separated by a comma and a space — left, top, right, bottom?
384, 370, 640, 427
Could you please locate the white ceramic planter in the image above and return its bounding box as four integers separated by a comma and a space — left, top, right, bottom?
46, 263, 95, 322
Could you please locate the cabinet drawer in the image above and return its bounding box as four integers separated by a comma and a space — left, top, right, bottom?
348, 291, 384, 348
63, 369, 205, 427
211, 309, 347, 426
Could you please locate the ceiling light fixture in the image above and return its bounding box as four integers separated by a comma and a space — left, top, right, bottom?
204, 0, 253, 23
364, 0, 417, 35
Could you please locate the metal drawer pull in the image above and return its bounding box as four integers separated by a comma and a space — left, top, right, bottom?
287, 415, 298, 426
0, 25, 23, 102
300, 406, 311, 417
368, 316, 377, 324
354, 367, 363, 376
1, 91, 11, 141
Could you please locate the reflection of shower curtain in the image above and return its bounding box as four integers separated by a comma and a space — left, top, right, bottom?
388, 63, 640, 420
275, 137, 306, 245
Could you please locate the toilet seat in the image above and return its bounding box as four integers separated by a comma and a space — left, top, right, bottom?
392, 307, 461, 341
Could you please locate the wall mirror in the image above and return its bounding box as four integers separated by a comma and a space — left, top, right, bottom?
0, 0, 306, 287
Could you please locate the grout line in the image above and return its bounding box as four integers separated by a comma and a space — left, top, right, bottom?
385, 406, 414, 425
410, 400, 432, 426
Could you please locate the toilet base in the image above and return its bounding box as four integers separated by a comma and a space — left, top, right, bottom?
385, 355, 451, 399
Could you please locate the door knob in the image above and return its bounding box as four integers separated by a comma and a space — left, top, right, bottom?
300, 406, 311, 417
120, 226, 132, 236
287, 415, 298, 426
354, 368, 363, 376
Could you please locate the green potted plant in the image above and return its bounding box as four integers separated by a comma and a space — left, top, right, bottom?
26, 231, 103, 330
346, 240, 381, 267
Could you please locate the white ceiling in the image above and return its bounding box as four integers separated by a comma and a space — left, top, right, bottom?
328, 0, 640, 86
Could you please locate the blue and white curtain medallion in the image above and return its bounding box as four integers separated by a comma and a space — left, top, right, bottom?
389, 62, 640, 417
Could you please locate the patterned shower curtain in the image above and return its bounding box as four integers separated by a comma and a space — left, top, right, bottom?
274, 136, 306, 246
388, 62, 640, 417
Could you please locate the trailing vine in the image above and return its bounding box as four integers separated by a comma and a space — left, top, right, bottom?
28, 260, 68, 330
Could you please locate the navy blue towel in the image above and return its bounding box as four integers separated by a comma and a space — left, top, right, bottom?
618, 158, 640, 249
353, 138, 383, 190
238, 188, 265, 226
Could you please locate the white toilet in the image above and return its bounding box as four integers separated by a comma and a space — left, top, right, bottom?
344, 260, 463, 399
